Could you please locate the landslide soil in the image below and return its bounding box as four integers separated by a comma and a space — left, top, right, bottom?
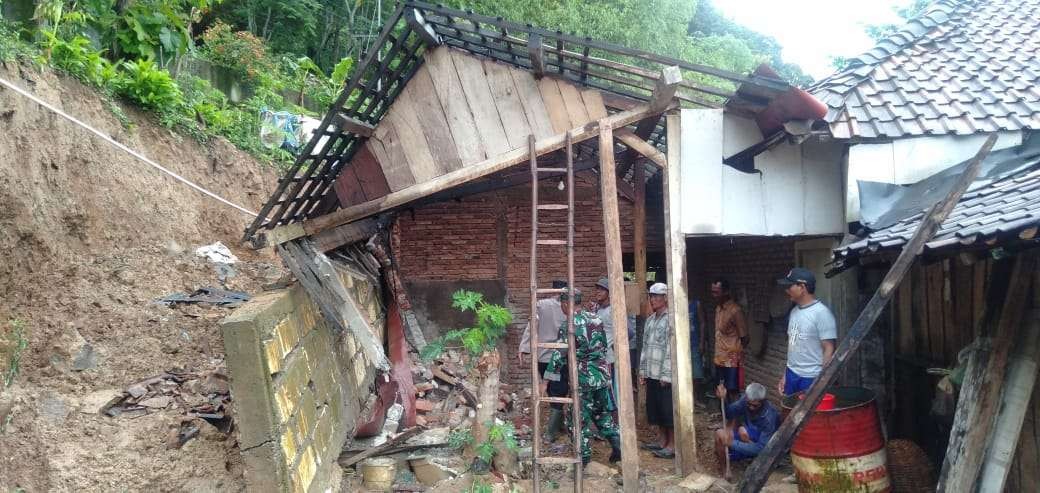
0, 60, 286, 491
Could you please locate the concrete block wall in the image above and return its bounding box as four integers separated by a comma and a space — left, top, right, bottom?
394, 172, 665, 385
222, 263, 384, 492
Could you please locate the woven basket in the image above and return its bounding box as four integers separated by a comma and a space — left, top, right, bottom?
887, 439, 934, 493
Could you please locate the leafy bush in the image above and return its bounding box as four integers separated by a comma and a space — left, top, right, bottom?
115, 59, 184, 113
420, 290, 513, 362
199, 22, 271, 79
43, 34, 119, 89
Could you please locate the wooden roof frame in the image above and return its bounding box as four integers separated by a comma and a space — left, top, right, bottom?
243, 1, 790, 245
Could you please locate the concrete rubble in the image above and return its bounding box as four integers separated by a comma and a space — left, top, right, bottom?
340, 348, 533, 491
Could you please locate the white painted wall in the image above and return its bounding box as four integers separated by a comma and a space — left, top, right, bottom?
678, 109, 846, 236
845, 131, 1023, 222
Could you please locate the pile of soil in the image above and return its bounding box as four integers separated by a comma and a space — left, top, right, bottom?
0, 60, 285, 491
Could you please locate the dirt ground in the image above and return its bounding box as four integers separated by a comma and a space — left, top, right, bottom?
0, 60, 283, 491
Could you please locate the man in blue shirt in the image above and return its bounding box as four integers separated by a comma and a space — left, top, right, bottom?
714, 382, 780, 480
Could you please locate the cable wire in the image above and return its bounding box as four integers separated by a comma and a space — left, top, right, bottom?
0, 75, 260, 218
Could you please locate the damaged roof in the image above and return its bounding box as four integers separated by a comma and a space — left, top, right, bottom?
242, 1, 792, 243
835, 139, 1040, 262
810, 0, 1040, 140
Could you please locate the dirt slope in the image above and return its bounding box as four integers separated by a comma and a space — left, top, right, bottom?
0, 60, 285, 491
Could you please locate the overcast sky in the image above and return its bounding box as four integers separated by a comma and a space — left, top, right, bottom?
714, 0, 915, 79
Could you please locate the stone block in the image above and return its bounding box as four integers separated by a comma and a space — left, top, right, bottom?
292, 446, 317, 493
295, 389, 318, 442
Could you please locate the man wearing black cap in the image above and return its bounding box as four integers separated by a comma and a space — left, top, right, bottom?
776, 268, 837, 396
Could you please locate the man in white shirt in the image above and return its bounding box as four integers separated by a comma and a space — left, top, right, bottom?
519, 280, 569, 442
776, 268, 837, 396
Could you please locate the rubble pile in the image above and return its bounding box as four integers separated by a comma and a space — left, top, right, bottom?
340, 350, 535, 491
98, 366, 234, 449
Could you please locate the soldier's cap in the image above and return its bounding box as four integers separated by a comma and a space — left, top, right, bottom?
777, 267, 816, 289
559, 288, 582, 303
595, 277, 610, 290
648, 283, 668, 295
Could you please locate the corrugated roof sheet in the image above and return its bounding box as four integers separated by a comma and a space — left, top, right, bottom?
836, 161, 1040, 258
810, 0, 1040, 139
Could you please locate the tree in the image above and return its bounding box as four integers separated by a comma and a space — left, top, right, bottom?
688, 0, 813, 86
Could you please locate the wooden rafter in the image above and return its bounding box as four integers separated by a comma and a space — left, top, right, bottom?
615, 128, 666, 168
263, 100, 677, 245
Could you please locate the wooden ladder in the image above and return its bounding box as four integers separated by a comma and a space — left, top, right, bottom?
529, 132, 583, 492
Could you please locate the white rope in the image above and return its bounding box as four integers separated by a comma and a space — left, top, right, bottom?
0, 75, 259, 217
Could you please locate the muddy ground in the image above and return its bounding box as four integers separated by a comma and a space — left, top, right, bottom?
0, 60, 282, 491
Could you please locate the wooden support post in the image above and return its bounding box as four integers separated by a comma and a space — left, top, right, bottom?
599, 122, 640, 492
978, 308, 1040, 492
633, 145, 649, 389
334, 112, 376, 137
276, 238, 391, 371
663, 112, 697, 475
528, 33, 546, 79
405, 7, 441, 46
939, 251, 1037, 491
650, 66, 682, 113
737, 134, 998, 492
615, 128, 667, 168
264, 101, 676, 245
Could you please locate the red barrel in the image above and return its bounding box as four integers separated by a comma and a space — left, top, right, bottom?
783, 387, 890, 492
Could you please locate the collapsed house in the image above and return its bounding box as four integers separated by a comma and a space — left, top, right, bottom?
220, 0, 1040, 492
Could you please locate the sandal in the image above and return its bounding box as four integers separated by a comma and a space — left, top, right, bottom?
640, 443, 663, 451
652, 447, 675, 458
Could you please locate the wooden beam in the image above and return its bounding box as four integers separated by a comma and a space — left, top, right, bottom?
338, 426, 425, 468
938, 251, 1036, 491
265, 100, 676, 245
598, 123, 640, 492
528, 33, 546, 79
405, 7, 441, 46
276, 238, 391, 372
738, 134, 998, 492
634, 148, 648, 318
977, 308, 1040, 492
311, 217, 380, 252
334, 112, 375, 137
662, 113, 697, 475
650, 66, 682, 113
615, 128, 666, 168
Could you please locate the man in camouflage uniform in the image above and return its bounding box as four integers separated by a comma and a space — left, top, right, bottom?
540, 289, 622, 464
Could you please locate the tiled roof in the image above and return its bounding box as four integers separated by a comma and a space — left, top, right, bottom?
810, 0, 1040, 139
836, 159, 1040, 259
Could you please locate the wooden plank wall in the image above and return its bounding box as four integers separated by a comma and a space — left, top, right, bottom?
333, 46, 610, 208
889, 256, 1040, 489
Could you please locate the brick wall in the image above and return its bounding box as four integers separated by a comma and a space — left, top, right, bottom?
687, 236, 803, 403
221, 263, 383, 493
394, 172, 664, 385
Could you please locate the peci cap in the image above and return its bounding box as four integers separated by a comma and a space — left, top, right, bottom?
648, 283, 668, 295
595, 277, 610, 290
777, 267, 816, 290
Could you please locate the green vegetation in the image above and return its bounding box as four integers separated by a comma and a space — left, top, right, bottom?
2, 319, 29, 390
0, 0, 810, 168
420, 290, 512, 363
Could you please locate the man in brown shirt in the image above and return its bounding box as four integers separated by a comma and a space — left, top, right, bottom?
711, 278, 748, 402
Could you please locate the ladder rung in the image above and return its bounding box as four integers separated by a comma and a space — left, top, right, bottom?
540, 397, 573, 404
536, 456, 581, 465
537, 204, 569, 210
537, 342, 569, 349
536, 288, 566, 294
536, 239, 567, 246
535, 167, 567, 173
